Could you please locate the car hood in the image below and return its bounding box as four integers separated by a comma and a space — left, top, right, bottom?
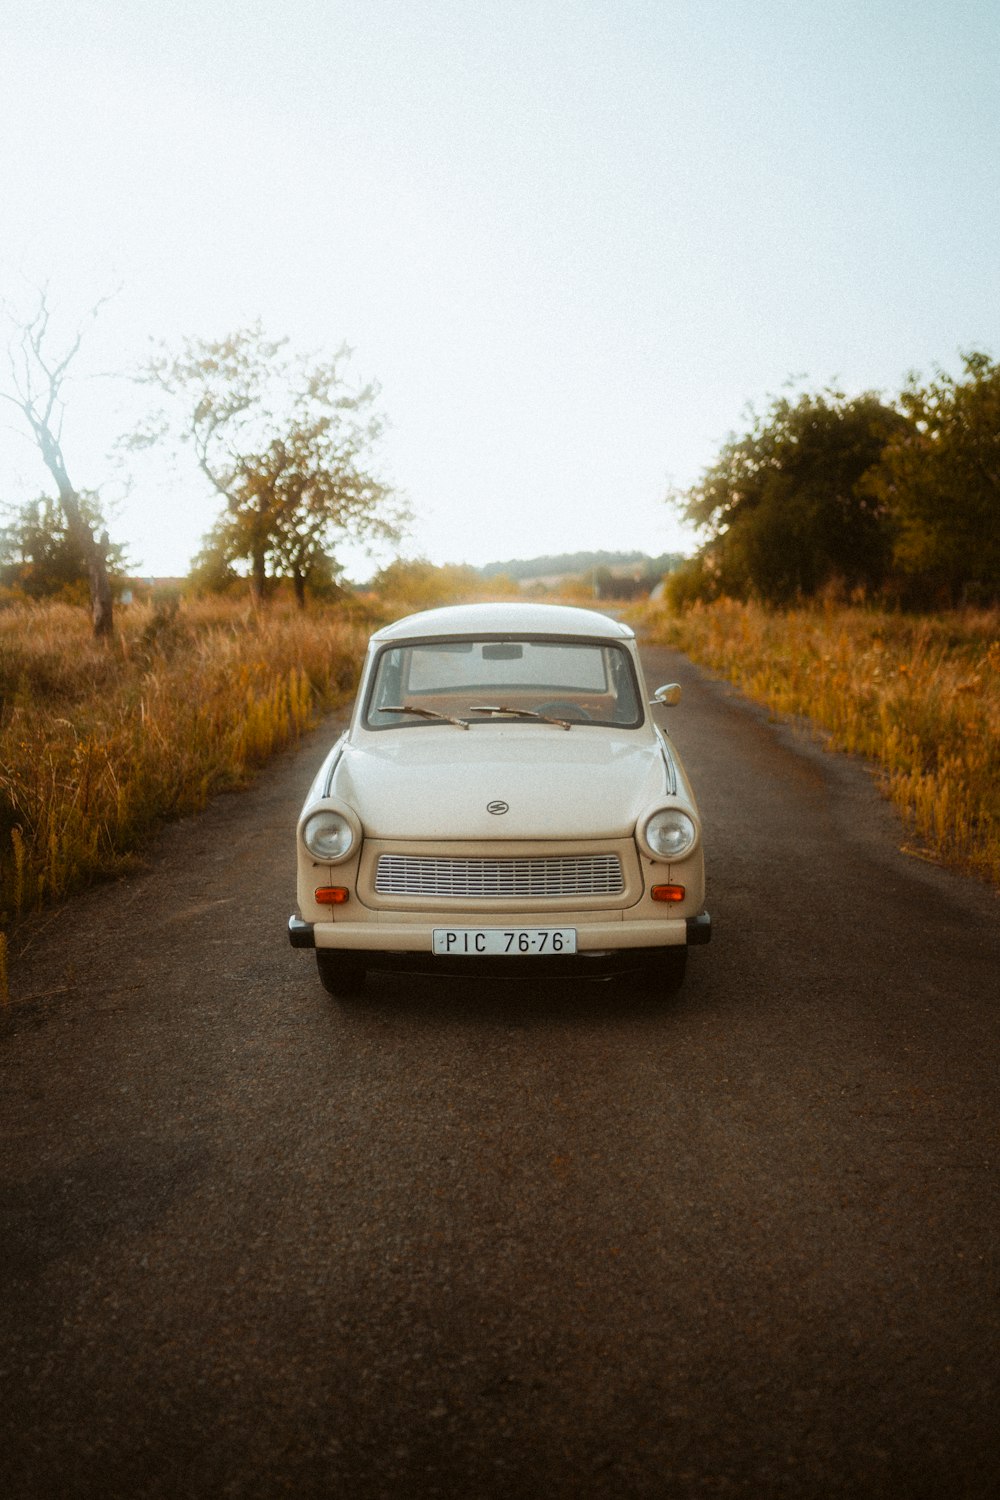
330, 727, 670, 840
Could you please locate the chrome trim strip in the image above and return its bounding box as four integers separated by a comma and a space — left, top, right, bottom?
322, 737, 347, 797
655, 728, 678, 795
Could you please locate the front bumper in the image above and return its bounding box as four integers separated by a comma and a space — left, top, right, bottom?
288, 910, 711, 971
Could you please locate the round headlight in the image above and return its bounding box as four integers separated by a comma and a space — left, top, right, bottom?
643, 808, 697, 860
302, 810, 355, 862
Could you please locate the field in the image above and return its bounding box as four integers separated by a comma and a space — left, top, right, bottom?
0, 597, 376, 988
3, 592, 998, 998
638, 598, 1000, 889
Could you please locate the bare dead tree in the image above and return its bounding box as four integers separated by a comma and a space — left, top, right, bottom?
1, 289, 116, 638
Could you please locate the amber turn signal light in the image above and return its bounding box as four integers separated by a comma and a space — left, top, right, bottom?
314, 886, 350, 906
651, 884, 685, 903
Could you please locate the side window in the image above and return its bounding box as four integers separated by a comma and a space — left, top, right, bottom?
607, 647, 641, 722
368, 647, 406, 715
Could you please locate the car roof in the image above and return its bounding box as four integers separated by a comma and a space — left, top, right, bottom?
370, 601, 635, 644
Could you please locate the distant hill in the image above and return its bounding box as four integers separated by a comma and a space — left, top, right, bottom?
479, 550, 685, 581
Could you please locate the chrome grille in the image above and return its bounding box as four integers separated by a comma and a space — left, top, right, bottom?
374, 853, 625, 900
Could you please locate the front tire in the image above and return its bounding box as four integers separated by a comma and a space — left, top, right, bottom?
642, 947, 687, 995
316, 949, 366, 998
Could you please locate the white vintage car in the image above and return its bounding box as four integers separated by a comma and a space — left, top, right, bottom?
289, 602, 710, 995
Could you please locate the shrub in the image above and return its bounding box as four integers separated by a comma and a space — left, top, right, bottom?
0, 598, 369, 927
641, 598, 1000, 887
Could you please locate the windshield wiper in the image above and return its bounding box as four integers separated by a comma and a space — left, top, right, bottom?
468, 704, 573, 730
379, 704, 470, 730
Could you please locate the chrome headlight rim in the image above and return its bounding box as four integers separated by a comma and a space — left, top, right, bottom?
300, 802, 362, 863
638, 805, 699, 862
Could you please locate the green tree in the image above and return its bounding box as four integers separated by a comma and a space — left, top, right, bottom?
864, 352, 1000, 604
133, 324, 407, 605
0, 493, 130, 599
369, 558, 484, 611
187, 529, 243, 595
191, 516, 348, 602
676, 388, 905, 604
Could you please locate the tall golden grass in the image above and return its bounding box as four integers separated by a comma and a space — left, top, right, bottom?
639, 598, 1000, 888
0, 597, 375, 944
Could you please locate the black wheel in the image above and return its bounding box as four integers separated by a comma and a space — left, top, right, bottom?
316, 949, 366, 998
641, 947, 687, 995
536, 699, 592, 721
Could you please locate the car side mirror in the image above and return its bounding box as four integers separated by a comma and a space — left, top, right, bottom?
652, 683, 682, 707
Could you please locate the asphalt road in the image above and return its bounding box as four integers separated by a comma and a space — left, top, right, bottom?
2, 645, 998, 1499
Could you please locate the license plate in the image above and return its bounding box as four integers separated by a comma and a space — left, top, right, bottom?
432, 927, 577, 956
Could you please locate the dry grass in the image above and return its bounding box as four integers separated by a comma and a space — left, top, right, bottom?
638, 598, 1000, 888
0, 597, 375, 935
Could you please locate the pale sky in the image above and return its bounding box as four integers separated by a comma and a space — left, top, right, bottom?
2, 0, 998, 579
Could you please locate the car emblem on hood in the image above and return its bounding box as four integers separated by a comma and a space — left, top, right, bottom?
487, 800, 509, 815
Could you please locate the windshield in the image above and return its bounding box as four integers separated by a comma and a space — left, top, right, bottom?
364, 636, 642, 730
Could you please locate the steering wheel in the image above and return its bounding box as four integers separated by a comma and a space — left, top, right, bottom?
536, 700, 593, 721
